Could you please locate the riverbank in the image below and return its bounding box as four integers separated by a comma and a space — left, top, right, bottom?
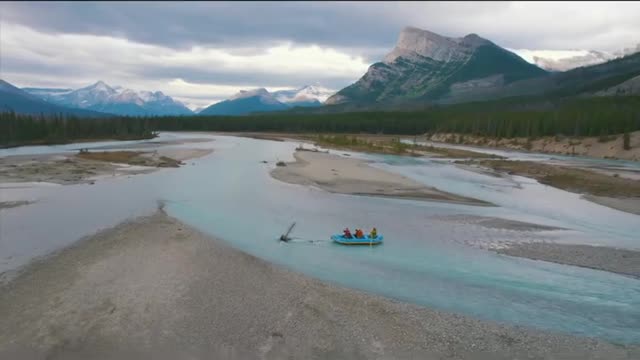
458, 159, 640, 215
271, 151, 492, 206
495, 243, 640, 279
217, 132, 500, 158
428, 131, 640, 161
0, 134, 158, 150
0, 200, 32, 209
1, 210, 637, 359
0, 147, 212, 185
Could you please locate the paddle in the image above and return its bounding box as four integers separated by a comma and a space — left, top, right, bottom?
279, 222, 296, 242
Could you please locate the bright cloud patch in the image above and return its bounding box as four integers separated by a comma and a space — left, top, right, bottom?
0, 23, 364, 108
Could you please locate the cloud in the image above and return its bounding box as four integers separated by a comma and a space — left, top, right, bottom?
2, 1, 639, 107
1, 23, 366, 107
3, 1, 639, 53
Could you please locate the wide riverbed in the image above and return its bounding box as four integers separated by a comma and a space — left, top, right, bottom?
1, 133, 639, 344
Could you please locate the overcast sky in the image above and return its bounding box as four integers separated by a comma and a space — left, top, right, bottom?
1, 1, 639, 109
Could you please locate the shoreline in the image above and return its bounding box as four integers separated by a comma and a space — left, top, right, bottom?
1, 210, 637, 359
271, 151, 493, 206
427, 131, 640, 162
0, 147, 213, 186
582, 194, 640, 216
494, 242, 640, 279
457, 159, 640, 215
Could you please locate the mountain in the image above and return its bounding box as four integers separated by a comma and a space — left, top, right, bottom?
23, 81, 193, 116
459, 51, 640, 102
512, 49, 615, 72
511, 45, 640, 72
199, 88, 289, 116
326, 27, 547, 106
0, 79, 109, 117
593, 74, 640, 96
272, 85, 335, 107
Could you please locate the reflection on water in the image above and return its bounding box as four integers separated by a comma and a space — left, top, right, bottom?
1, 133, 639, 344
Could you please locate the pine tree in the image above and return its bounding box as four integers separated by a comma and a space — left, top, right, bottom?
623, 131, 631, 150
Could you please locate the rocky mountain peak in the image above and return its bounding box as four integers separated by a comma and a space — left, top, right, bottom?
327, 26, 547, 106
89, 80, 114, 93
384, 27, 489, 64
230, 88, 270, 100
461, 33, 491, 48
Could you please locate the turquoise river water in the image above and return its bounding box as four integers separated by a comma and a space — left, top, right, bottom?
1, 133, 639, 344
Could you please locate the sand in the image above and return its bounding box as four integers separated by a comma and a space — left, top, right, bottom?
271, 151, 492, 206
428, 215, 640, 277
457, 159, 640, 215
496, 243, 640, 279
0, 200, 32, 209
582, 194, 640, 216
1, 210, 637, 359
0, 148, 212, 185
430, 214, 564, 231
429, 131, 640, 161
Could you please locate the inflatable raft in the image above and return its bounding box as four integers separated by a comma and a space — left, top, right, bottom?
331, 234, 384, 245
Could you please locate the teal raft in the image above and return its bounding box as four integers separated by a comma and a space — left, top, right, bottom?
331, 234, 384, 245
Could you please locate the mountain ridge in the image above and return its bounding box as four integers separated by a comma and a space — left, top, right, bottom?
23, 81, 193, 116
0, 79, 111, 117
199, 85, 334, 116
326, 26, 547, 106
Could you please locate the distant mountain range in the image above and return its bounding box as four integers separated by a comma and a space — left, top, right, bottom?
199, 85, 334, 115
512, 49, 616, 72
3, 26, 639, 118
512, 44, 640, 72
23, 81, 193, 116
0, 79, 108, 117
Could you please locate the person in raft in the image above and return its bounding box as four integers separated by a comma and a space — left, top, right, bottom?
343, 228, 353, 239
369, 227, 377, 239
355, 229, 364, 239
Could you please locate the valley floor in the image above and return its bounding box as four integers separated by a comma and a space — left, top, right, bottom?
270, 150, 492, 206
1, 209, 637, 360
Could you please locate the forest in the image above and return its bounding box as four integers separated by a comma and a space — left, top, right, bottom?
2, 96, 639, 147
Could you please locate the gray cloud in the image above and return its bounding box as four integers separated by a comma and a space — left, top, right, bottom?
3, 1, 639, 54
2, 1, 639, 107
135, 65, 352, 90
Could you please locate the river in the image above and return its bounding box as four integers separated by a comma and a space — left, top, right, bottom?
1, 133, 639, 344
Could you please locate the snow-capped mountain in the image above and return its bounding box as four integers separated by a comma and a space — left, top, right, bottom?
510, 49, 616, 72
23, 81, 193, 116
272, 85, 335, 106
2, 79, 108, 117
199, 85, 334, 116
199, 88, 289, 116
511, 44, 640, 72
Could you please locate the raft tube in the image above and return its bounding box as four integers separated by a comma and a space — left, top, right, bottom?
331, 234, 384, 245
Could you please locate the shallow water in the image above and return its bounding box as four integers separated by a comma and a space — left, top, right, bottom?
1, 133, 639, 344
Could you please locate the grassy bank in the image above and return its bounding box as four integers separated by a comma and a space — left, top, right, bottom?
429, 131, 640, 161
285, 133, 500, 158
462, 159, 640, 197
77, 150, 182, 168
0, 133, 157, 149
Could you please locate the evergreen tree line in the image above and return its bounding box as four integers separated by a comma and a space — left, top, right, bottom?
2, 96, 639, 147
0, 112, 154, 147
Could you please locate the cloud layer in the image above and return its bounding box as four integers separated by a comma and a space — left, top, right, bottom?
2, 1, 639, 107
